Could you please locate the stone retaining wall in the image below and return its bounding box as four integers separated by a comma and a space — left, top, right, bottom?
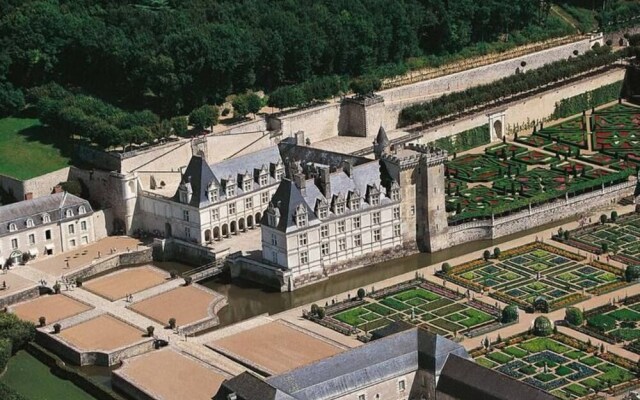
0, 285, 39, 309
66, 247, 153, 282
112, 372, 156, 400
446, 180, 635, 247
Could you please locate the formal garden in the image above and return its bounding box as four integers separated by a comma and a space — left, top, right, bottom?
440, 242, 628, 312
472, 329, 638, 399
307, 279, 502, 340
560, 212, 640, 265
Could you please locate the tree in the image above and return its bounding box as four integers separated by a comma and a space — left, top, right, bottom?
168, 318, 176, 329
246, 93, 262, 116
317, 307, 326, 319
170, 116, 188, 137
502, 305, 519, 323
533, 316, 553, 337
146, 326, 155, 337
601, 243, 608, 253
611, 210, 618, 222
600, 214, 608, 225
349, 75, 382, 96
483, 250, 491, 261
189, 105, 219, 131
493, 247, 501, 258
232, 95, 249, 118
626, 265, 640, 282
53, 323, 61, 334
442, 262, 452, 274
565, 307, 584, 326
38, 317, 46, 327
357, 288, 366, 300
311, 304, 319, 315
0, 82, 24, 116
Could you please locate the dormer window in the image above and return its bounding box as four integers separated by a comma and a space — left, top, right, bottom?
259, 171, 268, 186
42, 213, 51, 223
8, 223, 17, 232
332, 193, 346, 215
366, 184, 381, 206
179, 191, 188, 203
26, 219, 34, 228
243, 175, 252, 192
348, 190, 361, 211
226, 177, 236, 197
207, 182, 218, 202
78, 206, 86, 215
267, 202, 280, 227
295, 204, 308, 227
65, 209, 74, 218
390, 181, 401, 201
274, 160, 285, 181
315, 198, 329, 219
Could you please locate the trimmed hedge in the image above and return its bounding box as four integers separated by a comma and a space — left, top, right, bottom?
434, 124, 490, 153
399, 46, 621, 127
0, 383, 28, 400
552, 81, 623, 119
0, 337, 11, 372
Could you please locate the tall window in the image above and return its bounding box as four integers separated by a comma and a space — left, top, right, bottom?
81, 221, 87, 231
353, 216, 361, 229
275, 168, 284, 181
183, 210, 189, 221
393, 207, 401, 220
299, 251, 308, 264
245, 197, 253, 209
271, 234, 277, 246
68, 224, 75, 234
42, 213, 51, 223
185, 227, 191, 238
208, 187, 218, 202
372, 212, 381, 224
321, 242, 329, 256
28, 234, 35, 245
398, 379, 406, 392
211, 209, 219, 220
354, 234, 362, 247
78, 206, 86, 215
318, 206, 328, 219
259, 173, 268, 186
45, 230, 51, 240
261, 192, 270, 204
70, 239, 76, 247
11, 238, 18, 249
350, 198, 360, 210
338, 238, 346, 251
295, 204, 308, 227
373, 229, 381, 242
26, 219, 34, 228
298, 233, 307, 246
226, 183, 236, 197
320, 225, 329, 238
65, 209, 74, 218
336, 202, 345, 215
228, 203, 236, 215
337, 221, 345, 233
243, 179, 252, 192
394, 224, 401, 237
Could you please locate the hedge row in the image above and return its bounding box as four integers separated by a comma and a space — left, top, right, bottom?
0, 338, 10, 372
399, 45, 621, 127
434, 124, 490, 153
552, 80, 623, 119
0, 383, 28, 400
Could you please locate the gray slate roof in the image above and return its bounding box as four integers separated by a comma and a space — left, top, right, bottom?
173, 156, 218, 207
0, 192, 92, 236
267, 328, 469, 399
263, 179, 319, 233
278, 139, 370, 170
437, 354, 557, 400
214, 372, 294, 400
375, 126, 389, 147
210, 146, 282, 187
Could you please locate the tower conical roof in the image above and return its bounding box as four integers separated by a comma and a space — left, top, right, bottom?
376, 126, 389, 147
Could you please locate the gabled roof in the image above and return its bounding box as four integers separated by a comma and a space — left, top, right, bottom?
213, 372, 294, 400
173, 155, 218, 207
376, 126, 389, 147
211, 146, 282, 187
263, 179, 318, 233
437, 354, 557, 400
266, 328, 469, 399
278, 139, 370, 171
0, 192, 92, 236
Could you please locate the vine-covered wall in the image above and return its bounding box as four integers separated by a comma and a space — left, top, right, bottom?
433, 124, 490, 153
552, 80, 623, 119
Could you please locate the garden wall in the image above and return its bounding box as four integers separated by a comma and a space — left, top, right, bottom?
66, 247, 153, 282
446, 180, 635, 247
0, 286, 39, 309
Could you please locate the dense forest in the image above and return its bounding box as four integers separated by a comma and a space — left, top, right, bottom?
0, 0, 556, 118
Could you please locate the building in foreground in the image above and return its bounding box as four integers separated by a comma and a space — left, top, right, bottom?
213, 327, 555, 400
0, 192, 101, 265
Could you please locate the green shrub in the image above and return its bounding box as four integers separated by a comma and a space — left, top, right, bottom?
53, 323, 61, 334
493, 247, 501, 258
168, 318, 176, 329
565, 307, 584, 326
183, 276, 193, 286
552, 81, 622, 118
0, 382, 29, 400
0, 313, 35, 352
533, 316, 553, 336
0, 338, 11, 372
483, 250, 491, 261
317, 307, 326, 319
357, 288, 366, 300
442, 263, 452, 274
600, 214, 608, 224
587, 314, 617, 332
169, 270, 179, 279
626, 265, 640, 282
611, 210, 618, 222
38, 316, 46, 327
146, 326, 155, 337
502, 305, 519, 323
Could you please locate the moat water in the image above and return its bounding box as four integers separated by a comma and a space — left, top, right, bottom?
26, 216, 578, 394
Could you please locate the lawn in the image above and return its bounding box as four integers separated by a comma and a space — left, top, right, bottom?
518, 337, 570, 354
0, 350, 96, 400
0, 117, 71, 180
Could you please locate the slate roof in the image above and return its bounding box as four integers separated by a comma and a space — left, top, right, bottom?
375, 126, 389, 147
266, 328, 469, 399
263, 179, 319, 233
437, 354, 557, 400
173, 146, 283, 208
0, 192, 91, 236
370, 320, 415, 341
278, 139, 370, 170
213, 372, 294, 400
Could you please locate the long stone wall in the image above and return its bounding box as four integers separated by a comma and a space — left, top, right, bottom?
0, 286, 40, 309
446, 180, 635, 247
66, 247, 153, 282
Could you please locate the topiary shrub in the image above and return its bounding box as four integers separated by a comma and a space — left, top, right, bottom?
0, 338, 11, 373
357, 288, 366, 300
502, 305, 519, 323
38, 316, 46, 327
168, 318, 176, 329
626, 265, 640, 282
146, 326, 155, 337
611, 211, 618, 222
183, 276, 192, 286
600, 214, 607, 225
563, 230, 570, 240
53, 283, 60, 294
310, 304, 319, 316
75, 277, 83, 287
483, 250, 491, 261
442, 263, 452, 274
533, 316, 553, 337
169, 270, 179, 279
565, 307, 584, 326
493, 247, 501, 259
53, 323, 61, 334
317, 307, 326, 319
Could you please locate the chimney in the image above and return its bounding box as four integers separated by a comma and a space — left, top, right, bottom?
317, 166, 331, 198
293, 173, 306, 195
342, 160, 353, 177
294, 131, 305, 145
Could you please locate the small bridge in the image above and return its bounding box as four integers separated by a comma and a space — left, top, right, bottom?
183, 259, 226, 282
